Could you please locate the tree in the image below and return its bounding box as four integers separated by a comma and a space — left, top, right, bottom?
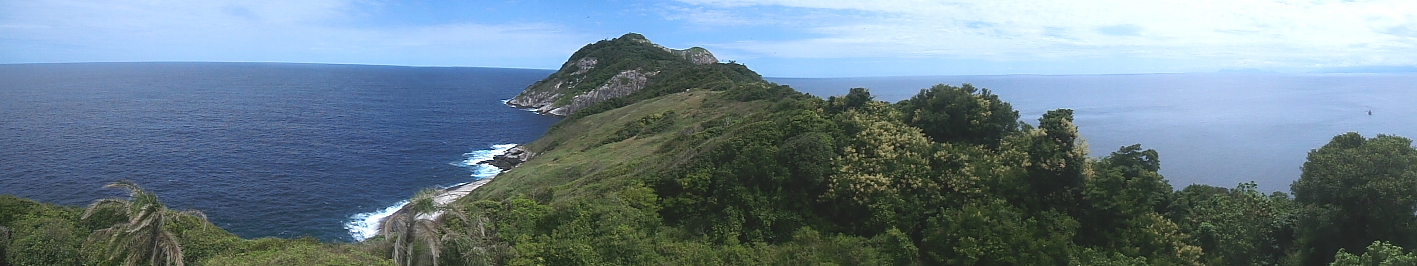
7, 216, 83, 266
437, 207, 506, 266
825, 100, 937, 235
1, 225, 8, 266
1169, 183, 1297, 265
918, 199, 1076, 265
895, 83, 1019, 147
381, 188, 447, 266
1331, 241, 1417, 266
83, 180, 205, 266
999, 109, 1088, 213
1079, 145, 1172, 249
1291, 132, 1417, 265
825, 87, 875, 114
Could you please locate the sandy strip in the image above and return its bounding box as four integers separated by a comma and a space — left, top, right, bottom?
414, 177, 495, 221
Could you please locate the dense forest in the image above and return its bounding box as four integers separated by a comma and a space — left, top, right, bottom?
6, 34, 1417, 265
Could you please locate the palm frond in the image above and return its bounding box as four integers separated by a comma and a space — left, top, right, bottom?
407, 188, 443, 214
104, 180, 144, 196
82, 198, 131, 219
0, 225, 10, 246
174, 209, 207, 221
158, 230, 185, 266
85, 180, 190, 266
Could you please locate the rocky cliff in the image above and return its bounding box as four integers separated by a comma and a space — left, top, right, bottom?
506, 33, 722, 116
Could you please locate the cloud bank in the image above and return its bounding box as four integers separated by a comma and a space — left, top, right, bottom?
669, 0, 1417, 72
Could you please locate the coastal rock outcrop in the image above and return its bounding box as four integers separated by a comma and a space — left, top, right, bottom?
478, 145, 533, 171
505, 33, 722, 116
540, 69, 656, 116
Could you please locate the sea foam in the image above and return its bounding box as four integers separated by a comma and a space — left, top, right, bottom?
502, 99, 540, 112
344, 200, 407, 241
344, 143, 517, 241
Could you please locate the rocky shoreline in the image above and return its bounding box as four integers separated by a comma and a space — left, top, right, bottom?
374, 145, 535, 236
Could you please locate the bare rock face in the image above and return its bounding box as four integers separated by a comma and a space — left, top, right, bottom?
545, 70, 655, 116
571, 57, 597, 75
506, 81, 562, 110
671, 47, 718, 65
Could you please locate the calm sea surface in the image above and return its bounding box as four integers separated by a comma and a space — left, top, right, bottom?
0, 62, 559, 241
771, 73, 1417, 193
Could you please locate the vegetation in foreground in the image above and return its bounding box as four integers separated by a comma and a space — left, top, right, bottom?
6, 34, 1417, 265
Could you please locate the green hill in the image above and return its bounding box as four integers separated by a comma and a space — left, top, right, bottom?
505, 33, 750, 117
457, 34, 1201, 265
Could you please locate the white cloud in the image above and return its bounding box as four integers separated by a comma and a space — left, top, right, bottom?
0, 0, 587, 67
670, 0, 1417, 69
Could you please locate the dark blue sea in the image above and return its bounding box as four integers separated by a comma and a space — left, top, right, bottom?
771, 73, 1417, 193
0, 62, 559, 242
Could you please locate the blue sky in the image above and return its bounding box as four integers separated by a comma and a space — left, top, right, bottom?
3, 0, 1416, 77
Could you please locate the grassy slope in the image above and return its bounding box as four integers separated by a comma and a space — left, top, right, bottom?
468, 89, 765, 204
1, 195, 393, 266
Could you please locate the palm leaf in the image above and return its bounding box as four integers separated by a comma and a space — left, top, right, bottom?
83, 180, 191, 266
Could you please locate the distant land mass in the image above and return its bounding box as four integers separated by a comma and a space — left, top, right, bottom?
1316, 65, 1417, 73
1217, 68, 1275, 73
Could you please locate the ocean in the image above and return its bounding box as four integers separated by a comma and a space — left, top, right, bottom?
4, 63, 1415, 242
770, 73, 1417, 193
0, 62, 559, 242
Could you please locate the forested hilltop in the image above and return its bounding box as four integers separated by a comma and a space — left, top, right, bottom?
6, 33, 1417, 266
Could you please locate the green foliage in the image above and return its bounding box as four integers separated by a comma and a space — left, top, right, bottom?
381, 188, 448, 266
1072, 248, 1152, 266
996, 109, 1089, 213
563, 62, 766, 120
83, 180, 205, 266
539, 33, 767, 121
768, 227, 888, 265
7, 216, 83, 266
1079, 145, 1173, 248
202, 242, 395, 266
466, 195, 666, 265
3, 183, 390, 266
919, 199, 1075, 265
166, 214, 244, 265
824, 87, 874, 114
1331, 241, 1417, 266
1169, 182, 1297, 265
895, 83, 1020, 147
1292, 132, 1417, 265
656, 107, 837, 244
0, 225, 7, 266
602, 111, 677, 145
872, 227, 919, 265
560, 34, 681, 96
0, 196, 41, 226
826, 99, 944, 235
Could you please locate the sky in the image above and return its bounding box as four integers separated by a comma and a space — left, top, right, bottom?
3, 0, 1416, 77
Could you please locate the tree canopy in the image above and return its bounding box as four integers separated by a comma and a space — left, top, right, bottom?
1292, 133, 1417, 265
